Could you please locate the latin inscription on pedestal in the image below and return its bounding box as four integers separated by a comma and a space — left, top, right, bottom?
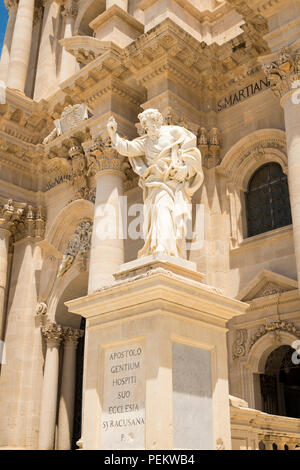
101, 342, 145, 449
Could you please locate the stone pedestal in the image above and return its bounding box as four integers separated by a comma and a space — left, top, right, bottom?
67, 256, 247, 450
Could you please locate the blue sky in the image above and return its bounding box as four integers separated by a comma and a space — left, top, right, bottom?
0, 1, 8, 54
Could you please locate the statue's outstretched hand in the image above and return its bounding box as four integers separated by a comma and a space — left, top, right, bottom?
107, 116, 118, 145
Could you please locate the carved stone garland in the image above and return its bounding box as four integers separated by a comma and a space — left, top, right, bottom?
57, 219, 93, 278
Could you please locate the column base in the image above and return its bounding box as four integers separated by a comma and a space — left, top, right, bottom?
67, 256, 248, 450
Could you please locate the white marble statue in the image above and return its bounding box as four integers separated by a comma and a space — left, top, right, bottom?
107, 109, 204, 258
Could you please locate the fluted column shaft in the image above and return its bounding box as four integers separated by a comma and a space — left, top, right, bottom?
57, 328, 83, 450
0, 228, 10, 340
0, 3, 18, 84
34, 0, 61, 101
85, 140, 125, 293
38, 324, 63, 450
264, 49, 300, 293
282, 93, 300, 289
7, 0, 35, 92
59, 9, 78, 83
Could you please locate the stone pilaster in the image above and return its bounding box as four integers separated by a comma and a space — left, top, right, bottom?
34, 0, 62, 101
0, 1, 18, 84
263, 47, 300, 293
59, 0, 79, 83
57, 327, 83, 450
7, 0, 35, 93
0, 201, 46, 449
83, 136, 127, 292
38, 323, 63, 450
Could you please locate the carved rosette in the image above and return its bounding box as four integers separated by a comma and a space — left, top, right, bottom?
63, 327, 84, 347
41, 323, 64, 346
83, 136, 127, 180
263, 47, 300, 99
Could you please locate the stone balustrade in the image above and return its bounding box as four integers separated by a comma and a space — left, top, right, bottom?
230, 397, 300, 450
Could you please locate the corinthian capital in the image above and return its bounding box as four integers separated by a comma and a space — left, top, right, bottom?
83, 136, 126, 179
63, 327, 84, 346
62, 0, 79, 18
41, 323, 64, 345
263, 47, 300, 99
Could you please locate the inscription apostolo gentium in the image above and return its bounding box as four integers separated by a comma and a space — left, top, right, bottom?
102, 343, 145, 449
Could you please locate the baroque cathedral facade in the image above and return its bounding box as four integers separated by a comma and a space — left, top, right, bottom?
0, 0, 300, 450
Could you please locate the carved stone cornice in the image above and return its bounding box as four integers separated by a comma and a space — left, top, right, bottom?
41, 322, 64, 345
62, 326, 84, 346
249, 320, 300, 351
262, 47, 300, 99
83, 136, 127, 179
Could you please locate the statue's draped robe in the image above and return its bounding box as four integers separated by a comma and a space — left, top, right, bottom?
114, 125, 203, 258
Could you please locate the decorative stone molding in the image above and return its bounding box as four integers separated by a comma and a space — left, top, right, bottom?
62, 326, 84, 346
41, 322, 64, 344
57, 218, 92, 278
248, 321, 300, 352
0, 200, 46, 241
43, 104, 89, 145
83, 136, 128, 179
46, 137, 95, 199
232, 328, 247, 360
262, 47, 300, 99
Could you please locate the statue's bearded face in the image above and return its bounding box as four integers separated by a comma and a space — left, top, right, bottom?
138, 109, 164, 136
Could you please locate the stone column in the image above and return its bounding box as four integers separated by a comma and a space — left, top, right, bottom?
83, 138, 126, 293
0, 227, 10, 341
57, 327, 83, 450
38, 323, 63, 450
59, 2, 78, 84
264, 48, 300, 293
7, 0, 35, 93
0, 1, 18, 84
34, 0, 62, 101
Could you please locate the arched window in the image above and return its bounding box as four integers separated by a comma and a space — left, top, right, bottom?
246, 163, 292, 237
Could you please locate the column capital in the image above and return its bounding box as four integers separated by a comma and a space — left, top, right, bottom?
4, 0, 18, 12
41, 322, 64, 346
63, 326, 84, 347
262, 47, 300, 101
83, 135, 128, 180
62, 0, 79, 18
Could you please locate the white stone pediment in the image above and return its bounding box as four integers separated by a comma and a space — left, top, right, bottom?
236, 269, 298, 301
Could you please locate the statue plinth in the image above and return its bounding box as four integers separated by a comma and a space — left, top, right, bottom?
66, 256, 248, 450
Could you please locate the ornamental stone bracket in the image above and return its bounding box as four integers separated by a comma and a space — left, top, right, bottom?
57, 218, 93, 278
261, 46, 300, 99
0, 200, 46, 241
